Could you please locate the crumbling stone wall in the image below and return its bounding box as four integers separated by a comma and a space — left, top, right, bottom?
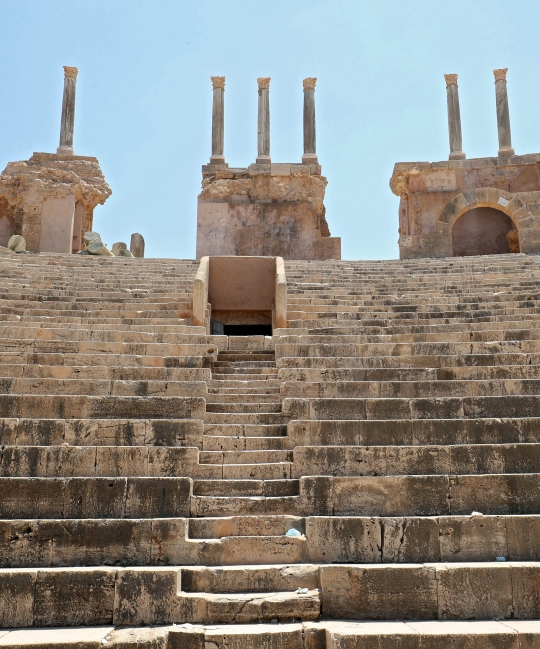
0, 152, 111, 253
197, 163, 340, 260
390, 154, 540, 259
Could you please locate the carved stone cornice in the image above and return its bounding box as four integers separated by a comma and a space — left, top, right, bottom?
257, 77, 271, 90
211, 76, 225, 90
303, 77, 317, 90
63, 66, 78, 79
494, 68, 508, 82
444, 74, 458, 87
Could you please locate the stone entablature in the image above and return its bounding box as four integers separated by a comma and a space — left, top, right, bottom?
390, 153, 540, 259
0, 152, 111, 253
197, 162, 340, 260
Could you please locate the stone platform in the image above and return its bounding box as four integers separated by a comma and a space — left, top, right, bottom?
1, 252, 540, 645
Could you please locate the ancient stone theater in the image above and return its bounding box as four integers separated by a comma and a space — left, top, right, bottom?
1, 65, 540, 648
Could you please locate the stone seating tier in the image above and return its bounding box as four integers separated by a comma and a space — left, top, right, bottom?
3, 253, 540, 646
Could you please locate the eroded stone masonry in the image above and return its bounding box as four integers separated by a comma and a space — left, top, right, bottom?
3, 66, 540, 648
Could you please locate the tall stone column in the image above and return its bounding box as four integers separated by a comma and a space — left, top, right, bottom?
256, 78, 271, 164
57, 66, 78, 155
302, 77, 318, 164
210, 76, 226, 165
444, 74, 466, 160
494, 68, 515, 157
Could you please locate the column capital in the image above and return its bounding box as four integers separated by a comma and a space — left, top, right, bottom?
303, 77, 317, 90
63, 66, 78, 79
257, 77, 271, 90
494, 68, 508, 82
211, 76, 225, 90
444, 74, 458, 87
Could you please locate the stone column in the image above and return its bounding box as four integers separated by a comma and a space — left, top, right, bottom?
302, 78, 318, 164
444, 74, 466, 160
494, 68, 515, 157
57, 66, 78, 155
210, 76, 226, 165
256, 78, 271, 164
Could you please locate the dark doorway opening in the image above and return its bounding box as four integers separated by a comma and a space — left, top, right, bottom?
452, 207, 519, 256
223, 324, 273, 336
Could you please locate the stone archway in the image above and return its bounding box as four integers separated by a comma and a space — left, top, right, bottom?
436, 188, 532, 256
452, 206, 519, 256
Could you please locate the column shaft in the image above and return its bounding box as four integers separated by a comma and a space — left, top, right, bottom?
494, 68, 514, 157
444, 74, 465, 160
210, 76, 226, 165
302, 77, 318, 164
57, 66, 78, 155
257, 78, 271, 164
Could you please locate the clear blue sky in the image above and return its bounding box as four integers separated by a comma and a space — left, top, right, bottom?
1, 1, 539, 259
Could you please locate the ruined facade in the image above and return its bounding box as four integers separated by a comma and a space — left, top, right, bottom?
391, 69, 540, 259
196, 77, 341, 260
0, 66, 111, 253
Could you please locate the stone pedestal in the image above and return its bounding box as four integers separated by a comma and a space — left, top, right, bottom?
494, 68, 515, 157
256, 78, 271, 164
197, 163, 340, 260
57, 66, 78, 156
444, 74, 466, 160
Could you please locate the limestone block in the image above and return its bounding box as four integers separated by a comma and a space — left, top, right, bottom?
104, 626, 170, 648
435, 564, 513, 620
7, 235, 25, 252
320, 565, 438, 620
130, 232, 145, 258
83, 231, 102, 244
33, 568, 116, 626
382, 517, 440, 563
124, 477, 191, 518
113, 568, 181, 625
112, 241, 127, 256
0, 569, 36, 627
438, 515, 507, 562
0, 627, 114, 647
87, 240, 114, 256
168, 628, 205, 649
118, 247, 135, 257
305, 516, 381, 563
64, 477, 127, 518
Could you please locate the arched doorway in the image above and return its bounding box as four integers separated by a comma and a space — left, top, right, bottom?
0, 198, 14, 247
452, 206, 519, 256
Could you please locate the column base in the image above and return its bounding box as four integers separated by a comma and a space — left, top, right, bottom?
209, 155, 226, 165
449, 151, 466, 160
498, 146, 515, 157
302, 153, 319, 164
256, 155, 271, 164
57, 146, 74, 155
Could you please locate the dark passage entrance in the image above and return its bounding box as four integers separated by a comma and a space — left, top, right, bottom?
223, 324, 273, 336
452, 207, 519, 256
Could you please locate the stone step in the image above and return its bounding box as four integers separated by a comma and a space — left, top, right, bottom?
4, 514, 540, 567
287, 417, 540, 447
190, 494, 300, 517
203, 423, 287, 438
0, 364, 211, 381
206, 403, 282, 414
0, 377, 207, 397
0, 418, 204, 447
199, 450, 292, 465
206, 394, 280, 404
203, 413, 287, 425
281, 378, 540, 399
0, 394, 205, 420
192, 479, 298, 497
202, 435, 291, 451
177, 589, 321, 624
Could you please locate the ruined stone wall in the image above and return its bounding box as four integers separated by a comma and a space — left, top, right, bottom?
0, 152, 111, 253
390, 154, 540, 259
197, 163, 341, 260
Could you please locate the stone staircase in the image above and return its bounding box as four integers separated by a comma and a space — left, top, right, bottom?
2, 252, 540, 647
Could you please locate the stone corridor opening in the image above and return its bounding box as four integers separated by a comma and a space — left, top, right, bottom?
452, 206, 519, 256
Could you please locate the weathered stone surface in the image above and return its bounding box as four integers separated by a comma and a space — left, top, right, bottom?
87, 240, 114, 256
130, 232, 145, 258
112, 241, 127, 256
7, 235, 25, 252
